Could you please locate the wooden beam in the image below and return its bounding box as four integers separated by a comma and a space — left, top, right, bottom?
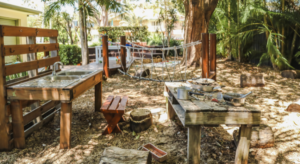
11, 100, 25, 149
187, 126, 201, 164
95, 82, 102, 112
0, 25, 11, 151
38, 56, 60, 68
5, 60, 38, 76
3, 43, 59, 56
1, 25, 36, 36
36, 28, 58, 37
60, 102, 72, 149
6, 88, 71, 101
202, 33, 209, 78
235, 125, 252, 164
209, 34, 216, 81
102, 35, 109, 78
120, 36, 126, 72
185, 112, 261, 126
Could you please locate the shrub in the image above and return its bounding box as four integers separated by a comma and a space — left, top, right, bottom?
59, 44, 82, 65
89, 41, 102, 47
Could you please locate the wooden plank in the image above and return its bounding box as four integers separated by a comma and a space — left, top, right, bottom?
209, 34, 216, 81
185, 112, 261, 126
49, 37, 58, 70
37, 28, 58, 37
60, 102, 72, 149
235, 125, 252, 164
187, 126, 201, 164
202, 33, 209, 78
168, 100, 185, 126
40, 100, 60, 114
168, 98, 175, 120
102, 35, 109, 77
3, 43, 59, 56
120, 36, 126, 72
5, 60, 38, 76
100, 95, 114, 111
23, 106, 42, 125
24, 121, 42, 138
95, 82, 102, 112
109, 96, 121, 111
70, 72, 102, 100
38, 56, 60, 68
1, 25, 36, 36
0, 25, 11, 151
11, 100, 25, 149
117, 96, 128, 111
6, 88, 71, 101
26, 36, 38, 80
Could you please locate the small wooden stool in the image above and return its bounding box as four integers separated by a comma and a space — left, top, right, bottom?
100, 95, 128, 135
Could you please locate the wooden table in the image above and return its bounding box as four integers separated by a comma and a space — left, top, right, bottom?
6, 69, 103, 149
165, 82, 261, 164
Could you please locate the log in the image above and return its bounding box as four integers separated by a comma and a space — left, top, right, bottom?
130, 109, 152, 133
281, 70, 300, 79
240, 74, 265, 88
233, 125, 274, 149
286, 103, 300, 112
134, 68, 150, 77
99, 146, 151, 164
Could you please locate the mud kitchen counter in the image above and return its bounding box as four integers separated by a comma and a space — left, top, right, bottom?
165, 82, 261, 164
6, 68, 103, 149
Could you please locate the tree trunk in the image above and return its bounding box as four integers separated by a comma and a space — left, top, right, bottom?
101, 6, 109, 26
79, 0, 89, 65
289, 26, 298, 64
183, 0, 219, 67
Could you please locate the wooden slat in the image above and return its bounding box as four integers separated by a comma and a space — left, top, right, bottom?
117, 96, 128, 111
38, 56, 60, 68
5, 60, 38, 75
70, 72, 102, 100
109, 96, 121, 111
185, 112, 261, 126
95, 82, 102, 112
37, 28, 58, 37
3, 43, 59, 56
23, 106, 41, 125
2, 25, 36, 36
6, 88, 71, 101
101, 95, 114, 111
41, 100, 60, 114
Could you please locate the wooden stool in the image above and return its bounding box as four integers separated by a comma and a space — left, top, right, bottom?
100, 95, 128, 135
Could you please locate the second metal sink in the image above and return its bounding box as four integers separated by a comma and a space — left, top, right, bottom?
57, 71, 93, 76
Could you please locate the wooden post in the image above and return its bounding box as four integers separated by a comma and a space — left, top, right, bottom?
102, 35, 109, 78
95, 81, 102, 112
188, 126, 201, 164
11, 100, 26, 149
209, 34, 216, 81
120, 36, 126, 72
202, 33, 209, 78
0, 25, 11, 151
50, 37, 58, 70
60, 102, 72, 149
235, 125, 252, 164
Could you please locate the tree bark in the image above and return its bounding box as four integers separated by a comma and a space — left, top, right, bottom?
183, 0, 219, 67
79, 0, 89, 65
101, 6, 109, 26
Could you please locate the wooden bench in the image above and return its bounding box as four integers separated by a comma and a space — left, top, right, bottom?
100, 95, 128, 135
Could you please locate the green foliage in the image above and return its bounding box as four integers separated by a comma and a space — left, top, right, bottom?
90, 41, 102, 47
59, 44, 82, 65
98, 26, 149, 42
147, 33, 163, 46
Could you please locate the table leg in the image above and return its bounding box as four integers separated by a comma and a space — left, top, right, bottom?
187, 126, 201, 164
60, 102, 72, 149
95, 81, 102, 112
235, 125, 252, 164
167, 98, 175, 120
11, 100, 25, 149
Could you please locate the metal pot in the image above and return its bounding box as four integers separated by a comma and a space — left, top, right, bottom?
174, 86, 191, 99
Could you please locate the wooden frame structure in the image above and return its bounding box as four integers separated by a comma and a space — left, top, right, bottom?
0, 25, 60, 151
202, 33, 217, 81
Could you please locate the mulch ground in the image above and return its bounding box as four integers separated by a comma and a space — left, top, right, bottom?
1, 59, 300, 164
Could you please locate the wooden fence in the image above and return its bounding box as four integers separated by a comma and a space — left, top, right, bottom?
0, 25, 61, 151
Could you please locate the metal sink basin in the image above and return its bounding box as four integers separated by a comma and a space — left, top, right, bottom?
57, 71, 93, 76
43, 76, 80, 81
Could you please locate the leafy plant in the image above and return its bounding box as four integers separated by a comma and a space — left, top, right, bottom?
98, 26, 149, 42
59, 44, 82, 65
89, 41, 102, 47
